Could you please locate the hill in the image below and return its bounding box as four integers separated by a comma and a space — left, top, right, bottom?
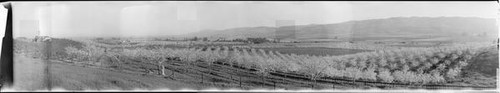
181, 17, 498, 42
14, 38, 85, 59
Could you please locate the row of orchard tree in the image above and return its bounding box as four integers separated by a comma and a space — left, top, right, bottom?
64, 41, 495, 85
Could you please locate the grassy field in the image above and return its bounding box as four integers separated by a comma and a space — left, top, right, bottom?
12, 55, 202, 90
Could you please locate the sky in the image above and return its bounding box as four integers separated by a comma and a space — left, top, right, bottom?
10, 1, 500, 38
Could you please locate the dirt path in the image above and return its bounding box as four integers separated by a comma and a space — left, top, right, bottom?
12, 55, 201, 91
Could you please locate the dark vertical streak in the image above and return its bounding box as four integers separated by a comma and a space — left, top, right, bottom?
0, 3, 13, 88
44, 40, 52, 90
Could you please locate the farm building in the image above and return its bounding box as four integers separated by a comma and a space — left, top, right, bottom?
33, 36, 51, 42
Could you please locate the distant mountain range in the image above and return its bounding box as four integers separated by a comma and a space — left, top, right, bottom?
179, 17, 498, 42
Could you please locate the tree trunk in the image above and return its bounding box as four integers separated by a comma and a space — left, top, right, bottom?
261, 75, 265, 88
212, 78, 215, 86
161, 65, 166, 76
239, 75, 242, 88
313, 79, 317, 89
332, 84, 335, 89
282, 74, 286, 85
158, 62, 164, 75
170, 69, 175, 78
184, 64, 188, 73
310, 83, 314, 89
273, 81, 276, 90
157, 65, 161, 75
